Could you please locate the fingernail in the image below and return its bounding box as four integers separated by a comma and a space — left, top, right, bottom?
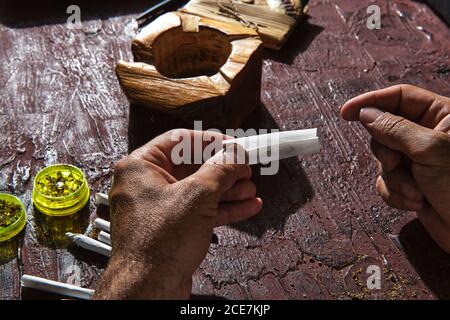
359, 107, 384, 125
402, 184, 423, 202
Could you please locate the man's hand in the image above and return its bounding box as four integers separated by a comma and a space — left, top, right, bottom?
93, 130, 262, 299
341, 84, 450, 253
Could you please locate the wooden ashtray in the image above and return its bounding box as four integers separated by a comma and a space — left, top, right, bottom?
116, 12, 263, 129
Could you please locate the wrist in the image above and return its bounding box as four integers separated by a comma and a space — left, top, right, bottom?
94, 255, 190, 299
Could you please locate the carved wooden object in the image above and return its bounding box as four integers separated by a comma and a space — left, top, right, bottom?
180, 0, 308, 50
116, 12, 263, 128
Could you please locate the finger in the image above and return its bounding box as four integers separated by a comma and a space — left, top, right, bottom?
215, 197, 263, 226
151, 129, 230, 155
359, 107, 450, 165
376, 176, 423, 211
411, 162, 450, 219
418, 96, 450, 130
370, 139, 402, 171
192, 144, 252, 197
417, 203, 450, 253
340, 84, 436, 121
380, 165, 423, 202
133, 129, 232, 168
435, 113, 450, 134
220, 180, 256, 202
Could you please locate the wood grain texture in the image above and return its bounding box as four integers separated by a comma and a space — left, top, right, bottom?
0, 13, 134, 299
117, 12, 263, 129
180, 0, 304, 49
1, 0, 449, 300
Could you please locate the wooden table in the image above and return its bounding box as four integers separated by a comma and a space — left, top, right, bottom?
1, 0, 449, 300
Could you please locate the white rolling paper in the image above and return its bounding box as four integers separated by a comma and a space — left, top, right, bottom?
222, 128, 320, 164
21, 275, 95, 300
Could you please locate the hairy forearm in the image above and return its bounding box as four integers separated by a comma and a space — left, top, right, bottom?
93, 257, 188, 300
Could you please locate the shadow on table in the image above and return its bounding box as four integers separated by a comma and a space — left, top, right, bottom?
33, 204, 90, 249
230, 105, 314, 238
0, 0, 150, 28
399, 218, 450, 299
128, 102, 269, 151
128, 103, 187, 153
128, 102, 314, 238
264, 17, 324, 65
231, 158, 314, 238
0, 230, 25, 265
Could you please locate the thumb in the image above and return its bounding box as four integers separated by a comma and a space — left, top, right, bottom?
191, 143, 252, 197
359, 107, 450, 165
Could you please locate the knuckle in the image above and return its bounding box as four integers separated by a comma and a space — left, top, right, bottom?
411, 132, 450, 161
443, 101, 450, 115
114, 158, 130, 175
185, 175, 213, 196
185, 175, 204, 189
108, 188, 134, 218
409, 146, 428, 162
109, 188, 132, 205
113, 156, 144, 180
432, 132, 450, 158
181, 177, 218, 209
167, 128, 190, 140
377, 114, 407, 137
172, 128, 190, 135
399, 84, 415, 92
210, 162, 237, 180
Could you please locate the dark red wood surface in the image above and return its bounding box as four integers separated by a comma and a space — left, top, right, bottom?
0, 0, 449, 299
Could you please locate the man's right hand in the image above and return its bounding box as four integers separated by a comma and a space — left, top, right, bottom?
94, 130, 262, 299
341, 84, 450, 253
